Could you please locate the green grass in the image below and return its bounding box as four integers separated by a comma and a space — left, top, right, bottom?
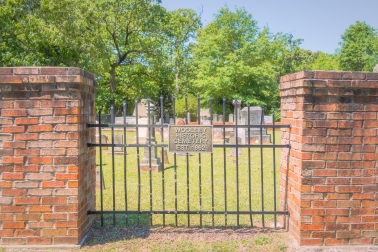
82, 229, 291, 252
94, 129, 282, 228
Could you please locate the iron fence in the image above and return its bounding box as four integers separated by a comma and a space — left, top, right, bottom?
87, 96, 291, 229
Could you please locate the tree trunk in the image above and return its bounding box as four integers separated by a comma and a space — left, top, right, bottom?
109, 66, 116, 109
175, 72, 179, 93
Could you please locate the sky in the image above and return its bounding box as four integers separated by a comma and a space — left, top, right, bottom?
161, 0, 378, 54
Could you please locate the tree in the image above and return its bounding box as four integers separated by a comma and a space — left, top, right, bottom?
311, 52, 340, 70
0, 0, 101, 71
1, 0, 202, 115
94, 4, 201, 114
164, 9, 201, 95
191, 7, 305, 114
175, 94, 197, 121
339, 21, 378, 71
151, 8, 201, 116
92, 0, 169, 109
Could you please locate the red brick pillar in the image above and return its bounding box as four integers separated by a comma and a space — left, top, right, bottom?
280, 71, 378, 246
0, 67, 96, 246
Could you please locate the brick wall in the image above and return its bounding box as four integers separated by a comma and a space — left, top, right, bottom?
0, 67, 96, 246
280, 71, 378, 246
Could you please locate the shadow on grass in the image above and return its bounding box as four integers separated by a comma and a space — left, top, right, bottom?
83, 214, 288, 249
84, 214, 152, 246
163, 165, 176, 170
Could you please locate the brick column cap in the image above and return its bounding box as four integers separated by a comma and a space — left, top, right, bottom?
280, 70, 378, 83
0, 67, 97, 86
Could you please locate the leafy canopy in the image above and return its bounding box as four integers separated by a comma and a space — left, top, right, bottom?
0, 0, 102, 72
339, 21, 378, 71
191, 7, 306, 114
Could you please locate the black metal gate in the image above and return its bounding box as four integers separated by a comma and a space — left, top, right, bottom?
87, 96, 290, 229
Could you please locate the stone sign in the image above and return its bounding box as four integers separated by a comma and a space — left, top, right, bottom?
169, 125, 213, 153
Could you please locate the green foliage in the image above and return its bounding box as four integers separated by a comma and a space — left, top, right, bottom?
92, 0, 168, 109
175, 94, 198, 121
6, 1, 377, 120
271, 107, 281, 122
192, 6, 307, 115
164, 9, 202, 95
311, 52, 340, 70
90, 1, 201, 112
0, 0, 200, 114
339, 21, 378, 71
0, 0, 102, 72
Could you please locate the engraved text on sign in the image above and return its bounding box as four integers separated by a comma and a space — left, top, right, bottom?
169, 126, 213, 153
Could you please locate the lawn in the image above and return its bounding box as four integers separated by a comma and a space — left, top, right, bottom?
82, 226, 292, 252
93, 128, 284, 229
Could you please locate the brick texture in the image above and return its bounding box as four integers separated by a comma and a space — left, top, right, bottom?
0, 67, 96, 246
280, 71, 378, 246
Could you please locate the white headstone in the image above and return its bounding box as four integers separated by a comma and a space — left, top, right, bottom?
218, 115, 224, 123
114, 134, 123, 153
213, 114, 218, 122
135, 117, 148, 143
374, 64, 378, 73
240, 106, 262, 125
163, 124, 169, 141
228, 114, 233, 122
229, 136, 242, 156
213, 128, 222, 141
132, 99, 148, 117
203, 120, 211, 125
115, 117, 124, 124
108, 134, 123, 155
96, 134, 108, 150
126, 116, 136, 124
165, 113, 170, 123
240, 106, 271, 144
95, 120, 99, 136
264, 116, 273, 124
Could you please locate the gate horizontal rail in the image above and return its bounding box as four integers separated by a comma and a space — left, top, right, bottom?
88, 210, 290, 215
87, 123, 291, 129
87, 143, 290, 149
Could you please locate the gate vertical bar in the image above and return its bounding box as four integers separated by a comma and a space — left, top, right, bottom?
260, 107, 265, 228
172, 96, 178, 227
160, 96, 166, 227
99, 111, 104, 227
197, 95, 202, 227
272, 112, 277, 229
210, 97, 214, 227
148, 98, 153, 226
123, 102, 128, 226
135, 99, 141, 225
110, 105, 116, 225
248, 103, 253, 227
235, 100, 240, 227
222, 98, 227, 226
185, 95, 190, 227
